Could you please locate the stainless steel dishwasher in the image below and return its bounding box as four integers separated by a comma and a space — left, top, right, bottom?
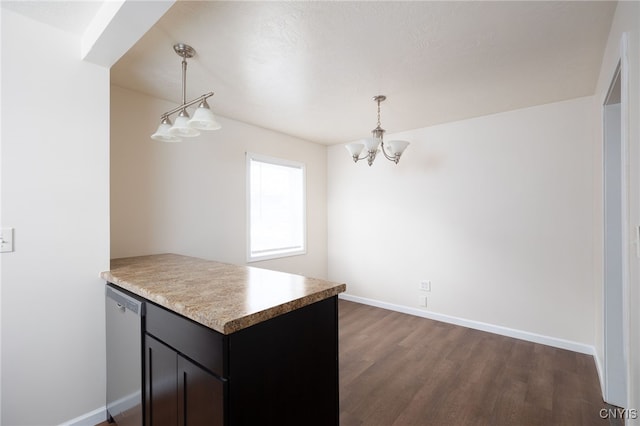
106, 284, 145, 426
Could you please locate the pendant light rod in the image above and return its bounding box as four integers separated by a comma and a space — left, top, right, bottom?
174, 42, 195, 108
163, 42, 208, 118
181, 57, 187, 106
160, 92, 214, 119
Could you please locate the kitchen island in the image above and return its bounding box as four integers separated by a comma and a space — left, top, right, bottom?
101, 253, 346, 426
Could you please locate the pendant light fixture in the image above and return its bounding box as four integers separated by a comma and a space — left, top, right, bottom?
345, 95, 409, 166
151, 43, 221, 142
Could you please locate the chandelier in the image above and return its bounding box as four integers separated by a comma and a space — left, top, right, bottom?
345, 95, 410, 166
151, 43, 221, 142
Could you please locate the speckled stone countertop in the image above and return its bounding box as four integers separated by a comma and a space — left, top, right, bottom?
100, 253, 346, 335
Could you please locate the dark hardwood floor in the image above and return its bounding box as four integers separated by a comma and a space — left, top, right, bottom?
98, 299, 611, 426
339, 299, 609, 426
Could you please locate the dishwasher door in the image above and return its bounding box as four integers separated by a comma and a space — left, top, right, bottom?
106, 284, 144, 426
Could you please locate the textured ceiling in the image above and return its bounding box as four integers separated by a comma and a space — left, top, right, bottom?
8, 1, 617, 145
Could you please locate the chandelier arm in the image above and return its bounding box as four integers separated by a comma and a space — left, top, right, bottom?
161, 92, 215, 118
380, 142, 397, 162
350, 153, 368, 163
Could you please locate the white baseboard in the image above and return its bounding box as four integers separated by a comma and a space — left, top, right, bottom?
339, 293, 596, 355
341, 290, 608, 404
592, 349, 606, 400
58, 406, 106, 426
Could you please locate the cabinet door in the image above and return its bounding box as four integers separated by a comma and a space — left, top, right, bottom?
145, 335, 178, 426
177, 355, 225, 426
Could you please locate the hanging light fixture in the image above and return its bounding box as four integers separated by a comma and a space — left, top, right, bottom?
345, 95, 410, 166
151, 43, 221, 142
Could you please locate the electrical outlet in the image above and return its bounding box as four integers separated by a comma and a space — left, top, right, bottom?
419, 280, 431, 292
419, 295, 427, 307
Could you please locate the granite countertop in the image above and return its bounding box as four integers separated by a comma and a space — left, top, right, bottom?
100, 253, 346, 335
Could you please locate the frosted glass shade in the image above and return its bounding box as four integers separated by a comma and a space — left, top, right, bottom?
387, 140, 410, 155
151, 118, 182, 142
345, 142, 365, 157
363, 137, 381, 152
169, 110, 200, 137
188, 100, 221, 130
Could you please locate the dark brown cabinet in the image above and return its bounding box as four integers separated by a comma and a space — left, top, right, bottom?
177, 355, 225, 426
145, 336, 177, 426
143, 296, 339, 426
144, 335, 225, 426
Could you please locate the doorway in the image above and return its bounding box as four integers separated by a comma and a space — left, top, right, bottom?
603, 61, 627, 408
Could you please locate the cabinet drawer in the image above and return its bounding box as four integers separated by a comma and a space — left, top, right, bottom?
146, 302, 226, 377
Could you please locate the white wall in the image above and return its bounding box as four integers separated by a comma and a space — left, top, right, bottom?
110, 86, 328, 279
328, 96, 596, 346
1, 9, 110, 426
592, 0, 640, 418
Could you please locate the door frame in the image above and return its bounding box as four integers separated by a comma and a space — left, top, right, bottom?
602, 33, 631, 409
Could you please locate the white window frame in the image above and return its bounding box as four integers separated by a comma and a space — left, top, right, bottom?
246, 152, 307, 262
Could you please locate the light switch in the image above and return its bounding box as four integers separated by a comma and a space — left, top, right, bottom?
1, 228, 14, 253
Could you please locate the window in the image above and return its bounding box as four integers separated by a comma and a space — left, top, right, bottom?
247, 153, 306, 262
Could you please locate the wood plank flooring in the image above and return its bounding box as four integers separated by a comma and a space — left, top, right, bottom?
98, 299, 611, 426
339, 299, 609, 426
